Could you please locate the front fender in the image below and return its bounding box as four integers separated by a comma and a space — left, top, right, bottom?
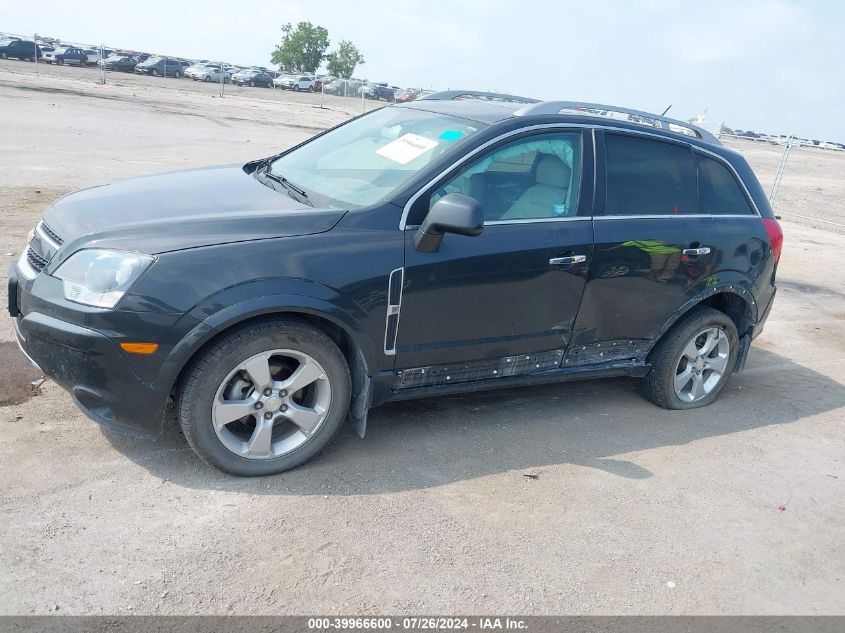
152, 284, 378, 396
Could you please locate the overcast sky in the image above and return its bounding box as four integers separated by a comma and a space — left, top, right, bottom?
2, 0, 843, 140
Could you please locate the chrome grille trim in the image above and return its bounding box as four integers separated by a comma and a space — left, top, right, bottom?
17, 250, 38, 280
38, 221, 63, 247
26, 247, 48, 272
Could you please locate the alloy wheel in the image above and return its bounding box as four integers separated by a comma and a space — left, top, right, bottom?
673, 327, 730, 403
211, 349, 332, 460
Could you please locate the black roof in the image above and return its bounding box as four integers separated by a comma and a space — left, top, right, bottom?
402, 91, 722, 146
401, 99, 524, 125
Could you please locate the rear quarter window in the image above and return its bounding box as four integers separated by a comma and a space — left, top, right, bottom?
604, 134, 697, 216
697, 154, 755, 215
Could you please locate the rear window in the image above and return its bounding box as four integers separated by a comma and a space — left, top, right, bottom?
605, 134, 697, 216
697, 153, 754, 215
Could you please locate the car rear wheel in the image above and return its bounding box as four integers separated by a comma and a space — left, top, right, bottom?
640, 307, 738, 410
178, 319, 351, 476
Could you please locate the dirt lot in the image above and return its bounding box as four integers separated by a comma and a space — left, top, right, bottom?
0, 60, 843, 615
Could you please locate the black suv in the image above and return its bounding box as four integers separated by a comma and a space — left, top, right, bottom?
9, 92, 782, 476
52, 47, 88, 66
0, 39, 41, 61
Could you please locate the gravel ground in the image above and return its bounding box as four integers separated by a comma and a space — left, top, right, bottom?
0, 61, 843, 615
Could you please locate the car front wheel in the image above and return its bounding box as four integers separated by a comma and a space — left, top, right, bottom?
641, 307, 739, 410
178, 319, 351, 476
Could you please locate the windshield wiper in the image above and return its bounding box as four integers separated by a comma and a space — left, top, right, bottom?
260, 167, 312, 205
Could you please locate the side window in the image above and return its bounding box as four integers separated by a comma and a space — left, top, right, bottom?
605, 134, 697, 215
424, 132, 582, 223
697, 154, 754, 215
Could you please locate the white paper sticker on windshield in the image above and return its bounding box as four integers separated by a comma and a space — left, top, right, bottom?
376, 133, 438, 165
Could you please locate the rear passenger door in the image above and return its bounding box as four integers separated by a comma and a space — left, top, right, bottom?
568, 131, 718, 362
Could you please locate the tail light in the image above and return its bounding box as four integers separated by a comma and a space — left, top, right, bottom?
762, 218, 783, 263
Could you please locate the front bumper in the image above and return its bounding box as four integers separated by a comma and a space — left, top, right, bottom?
9, 267, 170, 437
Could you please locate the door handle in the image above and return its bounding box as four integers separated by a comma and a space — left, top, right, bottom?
682, 247, 711, 256
549, 255, 587, 266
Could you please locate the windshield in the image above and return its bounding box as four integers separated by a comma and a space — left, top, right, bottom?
267, 107, 482, 207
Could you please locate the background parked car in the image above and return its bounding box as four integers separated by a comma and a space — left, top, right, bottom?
232, 69, 273, 87
324, 78, 362, 96
41, 46, 65, 64
394, 88, 417, 103
0, 39, 41, 61
361, 82, 395, 100
52, 46, 89, 66
272, 73, 296, 88
186, 63, 229, 83
83, 49, 101, 65
135, 56, 187, 77
100, 55, 139, 73
290, 75, 314, 92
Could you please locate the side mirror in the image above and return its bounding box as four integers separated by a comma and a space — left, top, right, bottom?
414, 193, 484, 253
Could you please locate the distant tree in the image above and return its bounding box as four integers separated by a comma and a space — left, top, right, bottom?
325, 40, 365, 78
270, 22, 330, 73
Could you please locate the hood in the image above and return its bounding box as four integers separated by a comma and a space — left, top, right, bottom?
43, 164, 346, 256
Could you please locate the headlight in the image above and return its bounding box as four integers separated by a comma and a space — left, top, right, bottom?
53, 249, 155, 309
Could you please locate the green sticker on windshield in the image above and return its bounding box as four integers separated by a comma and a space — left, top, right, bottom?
439, 130, 464, 141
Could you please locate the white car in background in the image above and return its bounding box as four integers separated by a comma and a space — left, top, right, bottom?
41, 47, 66, 64
274, 74, 315, 91
185, 63, 229, 83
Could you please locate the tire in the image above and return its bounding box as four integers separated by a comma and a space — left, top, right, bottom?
641, 307, 739, 410
174, 71, 181, 78
151, 69, 159, 76
58, 59, 64, 66
204, 75, 210, 82
249, 80, 255, 87
178, 319, 351, 476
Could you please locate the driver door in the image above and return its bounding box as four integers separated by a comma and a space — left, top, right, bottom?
394, 129, 595, 369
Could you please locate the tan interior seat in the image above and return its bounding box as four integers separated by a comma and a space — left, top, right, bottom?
500, 155, 571, 220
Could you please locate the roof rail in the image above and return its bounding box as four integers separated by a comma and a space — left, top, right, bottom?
418, 90, 540, 105
514, 101, 721, 145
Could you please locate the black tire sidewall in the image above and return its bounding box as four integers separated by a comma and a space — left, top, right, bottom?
179, 321, 351, 476
644, 308, 739, 410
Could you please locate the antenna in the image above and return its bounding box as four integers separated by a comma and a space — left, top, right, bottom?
661, 105, 672, 116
